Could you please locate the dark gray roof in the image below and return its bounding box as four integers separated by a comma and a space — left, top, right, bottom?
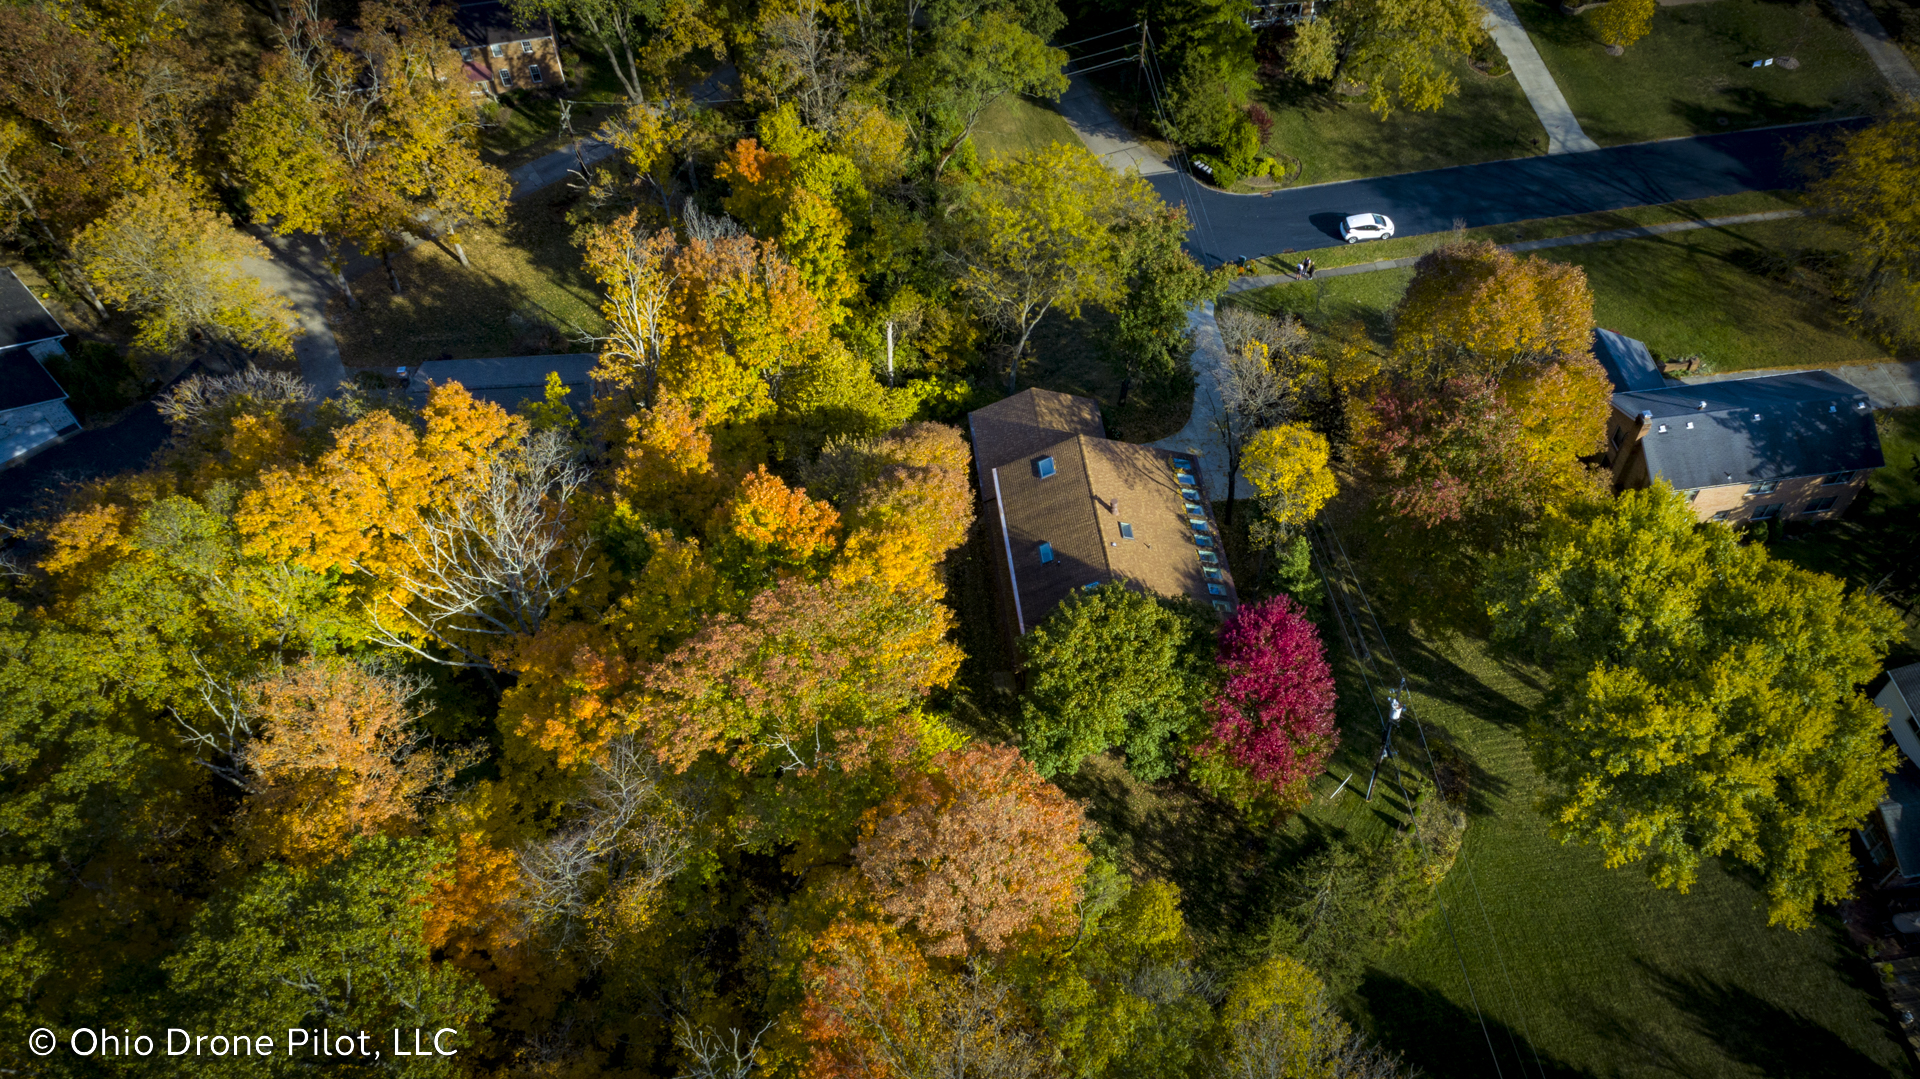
1592, 328, 1665, 392
452, 2, 550, 46
408, 354, 595, 411
1613, 370, 1885, 489
0, 268, 64, 352
0, 349, 67, 412
1892, 663, 1920, 714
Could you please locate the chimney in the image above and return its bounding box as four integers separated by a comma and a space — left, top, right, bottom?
1636, 410, 1654, 441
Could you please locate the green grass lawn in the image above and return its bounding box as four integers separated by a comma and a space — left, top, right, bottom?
971, 94, 1081, 161
1358, 631, 1906, 1078
1543, 216, 1894, 371
1513, 0, 1890, 145
1256, 56, 1548, 186
1229, 214, 1900, 373
329, 185, 606, 369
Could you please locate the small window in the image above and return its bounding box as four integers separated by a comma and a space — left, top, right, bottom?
1373, 214, 1389, 226
1175, 471, 1195, 484
1207, 583, 1226, 596
1197, 550, 1219, 564
1202, 567, 1222, 580
1195, 536, 1214, 548
1212, 600, 1233, 614
1804, 496, 1838, 513
1685, 489, 1699, 502
1190, 519, 1210, 531
521, 39, 534, 54
1821, 471, 1854, 486
1711, 510, 1731, 521
498, 68, 513, 87
529, 63, 543, 83
1752, 503, 1782, 520
1183, 501, 1204, 514
1035, 456, 1056, 479
1179, 487, 1200, 501
1118, 522, 1134, 540
490, 42, 504, 56
1747, 481, 1779, 496
1609, 428, 1622, 450
1083, 581, 1100, 591
1172, 457, 1192, 468
1037, 542, 1054, 564
459, 46, 474, 60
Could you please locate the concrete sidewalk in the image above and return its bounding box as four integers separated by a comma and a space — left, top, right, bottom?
1481, 0, 1598, 154
1148, 302, 1254, 502
1829, 0, 1920, 99
1056, 76, 1173, 175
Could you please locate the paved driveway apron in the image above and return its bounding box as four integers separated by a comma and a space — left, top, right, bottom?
1149, 119, 1866, 264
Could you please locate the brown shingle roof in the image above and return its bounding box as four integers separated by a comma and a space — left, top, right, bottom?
968, 388, 1105, 496
973, 390, 1238, 633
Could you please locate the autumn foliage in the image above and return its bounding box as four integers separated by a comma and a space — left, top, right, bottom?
854, 744, 1089, 956
1392, 240, 1595, 378
238, 658, 467, 865
1191, 597, 1338, 816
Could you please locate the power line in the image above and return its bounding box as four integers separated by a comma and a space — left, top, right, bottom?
1052, 21, 1143, 52
1136, 24, 1225, 268
1314, 523, 1548, 1079
1304, 523, 1508, 1079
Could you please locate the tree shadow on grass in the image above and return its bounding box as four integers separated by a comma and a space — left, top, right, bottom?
1360, 971, 1594, 1079
1631, 959, 1905, 1078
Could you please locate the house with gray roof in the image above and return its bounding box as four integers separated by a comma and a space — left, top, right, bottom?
1596, 329, 1884, 524
0, 268, 78, 469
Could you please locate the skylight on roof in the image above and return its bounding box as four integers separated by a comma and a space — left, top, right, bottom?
1038, 541, 1054, 564
1119, 522, 1134, 539
1035, 456, 1056, 479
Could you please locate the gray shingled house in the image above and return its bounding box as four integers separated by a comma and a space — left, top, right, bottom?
1595, 329, 1884, 523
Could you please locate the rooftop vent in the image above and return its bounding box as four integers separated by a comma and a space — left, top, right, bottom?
1035, 456, 1056, 479
1752, 413, 1762, 421
1697, 401, 1708, 410
1858, 401, 1870, 410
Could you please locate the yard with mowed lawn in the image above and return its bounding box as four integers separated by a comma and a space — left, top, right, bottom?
1252, 54, 1548, 186
1228, 215, 1903, 373
1512, 0, 1890, 145
971, 94, 1081, 161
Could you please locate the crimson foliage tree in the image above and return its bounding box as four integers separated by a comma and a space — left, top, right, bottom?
1190, 596, 1337, 818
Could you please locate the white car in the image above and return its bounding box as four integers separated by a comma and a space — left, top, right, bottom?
1340, 213, 1395, 243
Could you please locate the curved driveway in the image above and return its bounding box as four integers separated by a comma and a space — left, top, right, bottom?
1149, 119, 1865, 264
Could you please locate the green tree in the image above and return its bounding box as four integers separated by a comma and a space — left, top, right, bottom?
1481, 485, 1905, 928
1017, 583, 1212, 781
1594, 0, 1656, 50
909, 10, 1067, 178
1107, 205, 1226, 405
1285, 0, 1488, 117
164, 836, 493, 1072
943, 143, 1158, 391
1807, 105, 1920, 334
76, 182, 298, 361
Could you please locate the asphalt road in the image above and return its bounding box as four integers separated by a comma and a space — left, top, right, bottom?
1149, 119, 1866, 264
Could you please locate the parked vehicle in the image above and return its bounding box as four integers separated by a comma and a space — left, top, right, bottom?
1340, 213, 1395, 243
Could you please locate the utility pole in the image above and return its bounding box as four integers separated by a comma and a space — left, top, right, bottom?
1363, 693, 1406, 801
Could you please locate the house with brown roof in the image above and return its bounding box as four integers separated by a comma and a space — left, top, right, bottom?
969, 388, 1239, 651
452, 1, 564, 97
